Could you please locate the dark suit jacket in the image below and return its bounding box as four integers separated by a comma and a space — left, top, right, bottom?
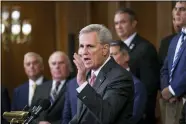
179, 101, 186, 124
70, 57, 134, 124
1, 86, 11, 124
128, 34, 160, 95
130, 75, 147, 124
159, 34, 176, 68
31, 79, 69, 124
11, 78, 47, 111
62, 78, 78, 124
161, 33, 186, 96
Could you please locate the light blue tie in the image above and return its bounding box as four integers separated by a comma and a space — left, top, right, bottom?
169, 31, 186, 83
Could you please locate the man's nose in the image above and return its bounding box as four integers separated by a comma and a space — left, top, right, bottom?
175, 8, 181, 15
82, 47, 88, 54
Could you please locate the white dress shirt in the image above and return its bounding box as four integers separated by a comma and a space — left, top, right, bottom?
122, 32, 137, 47
77, 56, 111, 93
28, 76, 44, 106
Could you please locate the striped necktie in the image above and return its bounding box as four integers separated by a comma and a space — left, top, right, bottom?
50, 81, 61, 104
169, 31, 186, 83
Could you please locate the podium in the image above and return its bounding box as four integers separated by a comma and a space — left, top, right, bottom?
3, 111, 29, 124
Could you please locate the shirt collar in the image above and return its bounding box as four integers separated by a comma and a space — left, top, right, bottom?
29, 76, 44, 86
92, 56, 111, 77
182, 28, 186, 34
122, 32, 137, 47
126, 67, 130, 71
52, 80, 66, 86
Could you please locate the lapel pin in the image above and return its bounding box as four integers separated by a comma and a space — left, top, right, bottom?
130, 44, 135, 50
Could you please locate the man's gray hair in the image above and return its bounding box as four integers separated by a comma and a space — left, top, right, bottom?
79, 24, 113, 44
24, 52, 43, 64
48, 51, 73, 72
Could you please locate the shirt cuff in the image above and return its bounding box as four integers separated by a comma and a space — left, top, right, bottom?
76, 81, 88, 93
168, 85, 175, 96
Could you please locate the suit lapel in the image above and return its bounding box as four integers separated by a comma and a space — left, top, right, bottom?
168, 34, 181, 71
25, 83, 29, 106
78, 58, 114, 122
128, 34, 140, 52
171, 38, 186, 75
169, 35, 179, 68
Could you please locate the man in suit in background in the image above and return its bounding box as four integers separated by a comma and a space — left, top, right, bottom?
62, 77, 78, 124
12, 52, 47, 111
70, 24, 134, 124
2, 86, 11, 124
159, 5, 183, 124
110, 41, 147, 124
33, 51, 73, 124
159, 9, 182, 69
114, 8, 160, 124
161, 1, 186, 124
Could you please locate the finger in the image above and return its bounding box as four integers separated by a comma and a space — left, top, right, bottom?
73, 59, 81, 70
74, 53, 85, 70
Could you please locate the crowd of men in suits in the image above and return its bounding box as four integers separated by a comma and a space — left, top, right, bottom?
2, 1, 186, 124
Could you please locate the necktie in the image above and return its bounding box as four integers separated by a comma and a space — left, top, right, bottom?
89, 72, 96, 86
50, 81, 61, 104
31, 82, 36, 99
169, 31, 186, 83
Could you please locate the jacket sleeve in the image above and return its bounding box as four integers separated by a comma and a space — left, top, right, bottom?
160, 57, 170, 91
62, 90, 72, 124
130, 83, 147, 124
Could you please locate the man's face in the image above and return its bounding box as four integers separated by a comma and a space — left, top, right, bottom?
114, 13, 136, 39
110, 46, 128, 68
78, 32, 108, 70
24, 55, 43, 80
173, 18, 182, 32
173, 2, 186, 27
49, 53, 69, 80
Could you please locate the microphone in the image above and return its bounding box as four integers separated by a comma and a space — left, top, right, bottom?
29, 99, 42, 114
23, 99, 51, 124
22, 105, 30, 111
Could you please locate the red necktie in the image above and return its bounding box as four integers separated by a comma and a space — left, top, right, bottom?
90, 72, 96, 86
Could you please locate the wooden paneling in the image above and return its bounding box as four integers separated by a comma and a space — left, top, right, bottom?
130, 2, 158, 47
2, 2, 56, 98
1, 2, 173, 103
90, 2, 108, 26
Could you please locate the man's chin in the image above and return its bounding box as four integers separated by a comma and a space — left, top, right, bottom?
84, 64, 92, 70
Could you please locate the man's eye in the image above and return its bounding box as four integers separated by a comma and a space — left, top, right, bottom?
26, 63, 30, 66
180, 7, 186, 11
79, 45, 84, 48
87, 45, 93, 48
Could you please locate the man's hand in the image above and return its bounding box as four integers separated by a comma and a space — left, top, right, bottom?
73, 53, 87, 86
161, 87, 173, 100
169, 97, 178, 103
39, 121, 51, 124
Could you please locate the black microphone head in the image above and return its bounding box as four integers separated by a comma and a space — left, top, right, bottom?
39, 99, 51, 110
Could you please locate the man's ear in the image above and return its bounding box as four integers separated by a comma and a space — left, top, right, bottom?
102, 44, 109, 56
132, 20, 137, 28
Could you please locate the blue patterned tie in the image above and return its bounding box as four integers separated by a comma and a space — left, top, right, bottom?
169, 31, 186, 83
